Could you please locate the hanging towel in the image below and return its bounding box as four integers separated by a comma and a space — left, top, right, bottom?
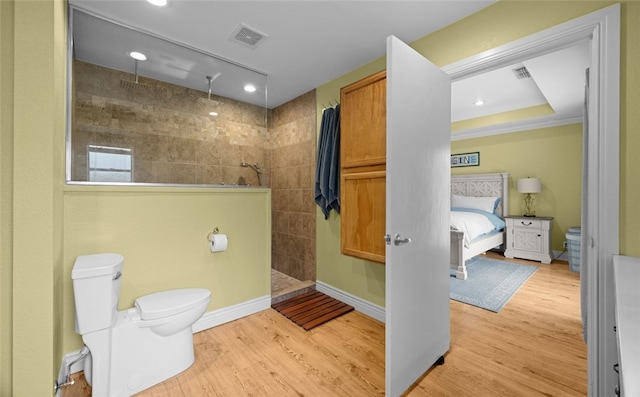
315, 105, 341, 219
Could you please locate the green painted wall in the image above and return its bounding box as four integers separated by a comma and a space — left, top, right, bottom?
316, 1, 639, 308
1, 1, 271, 394
1, 0, 66, 394
62, 186, 271, 352
0, 1, 15, 394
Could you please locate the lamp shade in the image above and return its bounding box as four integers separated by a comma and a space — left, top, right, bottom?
517, 177, 541, 193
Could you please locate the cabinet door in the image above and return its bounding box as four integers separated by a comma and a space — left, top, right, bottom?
340, 171, 386, 263
340, 71, 386, 169
512, 227, 543, 253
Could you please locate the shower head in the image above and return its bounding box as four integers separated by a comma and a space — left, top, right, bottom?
241, 162, 264, 186
196, 73, 222, 114
120, 59, 153, 92
241, 162, 262, 174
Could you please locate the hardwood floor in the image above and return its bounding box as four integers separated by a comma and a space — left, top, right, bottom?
64, 254, 587, 396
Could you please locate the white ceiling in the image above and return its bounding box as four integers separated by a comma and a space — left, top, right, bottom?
69, 0, 589, 128
452, 42, 590, 123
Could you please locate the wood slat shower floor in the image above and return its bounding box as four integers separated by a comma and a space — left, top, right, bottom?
271, 290, 354, 330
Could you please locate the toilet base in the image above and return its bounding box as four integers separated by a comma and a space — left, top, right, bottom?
84, 310, 196, 397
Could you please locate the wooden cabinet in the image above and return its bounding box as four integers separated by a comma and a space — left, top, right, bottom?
504, 216, 553, 263
340, 71, 387, 264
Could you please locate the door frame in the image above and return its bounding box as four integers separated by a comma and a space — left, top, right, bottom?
442, 5, 620, 396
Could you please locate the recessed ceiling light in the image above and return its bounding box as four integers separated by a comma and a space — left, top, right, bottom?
146, 0, 167, 6
474, 99, 485, 106
129, 51, 147, 61
209, 111, 218, 117
244, 84, 256, 93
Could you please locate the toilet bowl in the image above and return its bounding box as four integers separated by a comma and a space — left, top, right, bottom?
72, 253, 211, 396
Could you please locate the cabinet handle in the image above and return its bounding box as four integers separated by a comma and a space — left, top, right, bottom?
614, 385, 620, 396
521, 221, 533, 226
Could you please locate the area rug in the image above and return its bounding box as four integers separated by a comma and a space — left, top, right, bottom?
450, 256, 538, 312
271, 290, 354, 330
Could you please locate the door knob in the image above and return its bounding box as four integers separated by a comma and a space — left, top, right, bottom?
393, 233, 412, 246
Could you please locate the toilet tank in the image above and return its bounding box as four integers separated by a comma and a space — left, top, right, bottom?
72, 253, 124, 335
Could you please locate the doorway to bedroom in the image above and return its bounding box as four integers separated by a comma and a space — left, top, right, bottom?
446, 5, 619, 395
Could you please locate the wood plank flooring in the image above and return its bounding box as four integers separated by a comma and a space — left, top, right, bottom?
64, 253, 587, 397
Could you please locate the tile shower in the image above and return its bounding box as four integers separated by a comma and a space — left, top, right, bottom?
71, 60, 269, 186
270, 91, 317, 282
71, 60, 317, 283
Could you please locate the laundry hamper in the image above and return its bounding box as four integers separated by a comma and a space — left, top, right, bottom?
566, 226, 581, 273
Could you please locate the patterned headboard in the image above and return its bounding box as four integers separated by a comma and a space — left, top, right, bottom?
451, 172, 510, 218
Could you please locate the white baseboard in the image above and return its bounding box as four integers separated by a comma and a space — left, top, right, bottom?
315, 281, 386, 323
57, 294, 271, 390
56, 349, 88, 394
554, 250, 569, 262
192, 294, 271, 333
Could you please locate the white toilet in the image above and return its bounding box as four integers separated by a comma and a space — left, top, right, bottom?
72, 253, 211, 396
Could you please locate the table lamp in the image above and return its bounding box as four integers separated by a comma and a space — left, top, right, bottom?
517, 177, 542, 217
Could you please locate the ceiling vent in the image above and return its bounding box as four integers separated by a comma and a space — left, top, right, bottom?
512, 66, 532, 79
229, 24, 268, 48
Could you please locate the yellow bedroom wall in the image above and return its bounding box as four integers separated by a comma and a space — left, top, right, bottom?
451, 123, 583, 248
316, 1, 635, 307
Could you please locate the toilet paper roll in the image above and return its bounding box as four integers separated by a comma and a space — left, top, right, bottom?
209, 234, 228, 253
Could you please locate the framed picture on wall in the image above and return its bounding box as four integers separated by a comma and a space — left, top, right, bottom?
451, 152, 480, 168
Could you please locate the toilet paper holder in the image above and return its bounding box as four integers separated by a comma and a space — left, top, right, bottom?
206, 227, 221, 242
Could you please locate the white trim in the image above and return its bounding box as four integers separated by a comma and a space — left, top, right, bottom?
554, 250, 569, 263
192, 295, 271, 333
443, 5, 620, 395
316, 281, 386, 323
56, 350, 88, 395
451, 115, 582, 141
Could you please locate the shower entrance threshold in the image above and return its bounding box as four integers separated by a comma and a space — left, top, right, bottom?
271, 269, 315, 305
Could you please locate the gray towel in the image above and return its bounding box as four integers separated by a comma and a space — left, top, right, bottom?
315, 105, 340, 219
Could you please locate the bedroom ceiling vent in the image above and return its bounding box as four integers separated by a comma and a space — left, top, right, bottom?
229, 24, 268, 48
512, 66, 532, 79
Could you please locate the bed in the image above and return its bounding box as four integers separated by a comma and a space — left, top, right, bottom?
450, 172, 509, 280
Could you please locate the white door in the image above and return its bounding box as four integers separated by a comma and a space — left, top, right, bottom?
385, 35, 451, 397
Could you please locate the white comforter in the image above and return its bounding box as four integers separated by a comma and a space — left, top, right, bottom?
450, 210, 498, 248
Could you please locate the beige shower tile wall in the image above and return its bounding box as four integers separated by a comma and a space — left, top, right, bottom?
71, 61, 269, 186
270, 90, 317, 281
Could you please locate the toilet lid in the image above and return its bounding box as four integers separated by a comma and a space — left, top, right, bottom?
135, 288, 211, 320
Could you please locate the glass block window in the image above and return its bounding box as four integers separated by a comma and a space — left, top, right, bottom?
88, 145, 132, 182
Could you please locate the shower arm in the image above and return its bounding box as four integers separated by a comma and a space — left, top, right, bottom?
206, 75, 213, 100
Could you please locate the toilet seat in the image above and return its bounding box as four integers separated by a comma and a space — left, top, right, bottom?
135, 288, 210, 320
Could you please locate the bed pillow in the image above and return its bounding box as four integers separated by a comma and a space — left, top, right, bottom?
451, 194, 500, 214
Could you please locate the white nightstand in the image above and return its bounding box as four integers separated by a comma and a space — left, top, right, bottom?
504, 216, 553, 264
